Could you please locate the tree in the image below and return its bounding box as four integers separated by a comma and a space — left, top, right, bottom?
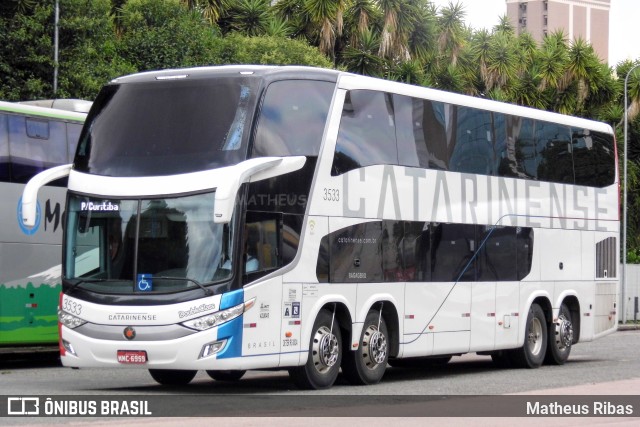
0, 0, 134, 101
117, 0, 223, 71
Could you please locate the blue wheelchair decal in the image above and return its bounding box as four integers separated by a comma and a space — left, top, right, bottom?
137, 274, 153, 292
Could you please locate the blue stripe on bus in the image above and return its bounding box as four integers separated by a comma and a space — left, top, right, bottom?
220, 289, 244, 310
217, 289, 244, 359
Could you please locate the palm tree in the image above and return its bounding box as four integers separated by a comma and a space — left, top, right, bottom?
341, 27, 385, 76
378, 0, 406, 59
225, 0, 271, 36
304, 0, 341, 58
537, 30, 569, 92
436, 0, 466, 66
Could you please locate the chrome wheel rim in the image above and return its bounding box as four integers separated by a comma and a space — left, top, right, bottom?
528, 317, 543, 356
555, 314, 573, 350
312, 326, 339, 373
362, 324, 387, 368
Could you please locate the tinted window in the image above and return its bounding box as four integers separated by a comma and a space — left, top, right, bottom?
536, 122, 573, 183
26, 118, 49, 139
516, 227, 534, 280
508, 116, 537, 179
403, 222, 432, 282
494, 113, 518, 178
328, 221, 382, 282
450, 107, 494, 175
332, 90, 397, 175
0, 113, 8, 181
253, 80, 334, 157
8, 115, 67, 183
75, 77, 260, 176
573, 128, 615, 187
67, 122, 83, 163
476, 225, 517, 281
382, 220, 404, 281
316, 221, 532, 283
395, 96, 449, 170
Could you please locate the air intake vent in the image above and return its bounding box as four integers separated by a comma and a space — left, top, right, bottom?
595, 237, 617, 279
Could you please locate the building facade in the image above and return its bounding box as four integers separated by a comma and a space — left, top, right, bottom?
506, 0, 610, 62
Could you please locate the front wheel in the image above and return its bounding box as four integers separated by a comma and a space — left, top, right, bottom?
206, 370, 246, 381
148, 369, 197, 386
288, 309, 342, 390
544, 304, 573, 365
342, 310, 389, 385
510, 303, 547, 369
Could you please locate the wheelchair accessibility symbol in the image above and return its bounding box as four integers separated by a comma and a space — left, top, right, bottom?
137, 274, 153, 292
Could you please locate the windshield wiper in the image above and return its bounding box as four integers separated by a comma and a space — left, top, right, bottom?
66, 278, 113, 293
153, 276, 213, 297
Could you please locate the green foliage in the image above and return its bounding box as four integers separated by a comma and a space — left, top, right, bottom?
117, 0, 223, 71
220, 33, 332, 67
0, 0, 135, 101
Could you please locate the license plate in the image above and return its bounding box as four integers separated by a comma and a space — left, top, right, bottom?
117, 350, 147, 364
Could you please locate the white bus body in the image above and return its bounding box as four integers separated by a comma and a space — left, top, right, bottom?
22, 66, 618, 388
1, 100, 87, 347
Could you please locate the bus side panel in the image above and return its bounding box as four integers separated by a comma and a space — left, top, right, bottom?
1, 183, 66, 345
470, 281, 496, 352
430, 282, 471, 355
493, 281, 520, 350
240, 279, 283, 359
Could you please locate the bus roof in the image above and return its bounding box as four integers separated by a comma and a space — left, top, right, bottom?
19, 99, 92, 114
108, 65, 613, 135
0, 99, 88, 122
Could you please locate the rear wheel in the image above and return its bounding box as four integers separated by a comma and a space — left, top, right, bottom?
288, 309, 342, 390
206, 370, 246, 381
510, 303, 547, 369
342, 310, 389, 385
544, 304, 573, 365
148, 369, 197, 385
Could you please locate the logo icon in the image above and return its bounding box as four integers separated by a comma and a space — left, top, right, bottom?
7, 397, 40, 415
136, 274, 152, 292
16, 197, 41, 236
123, 326, 136, 340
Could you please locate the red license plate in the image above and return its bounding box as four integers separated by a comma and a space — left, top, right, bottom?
117, 350, 147, 364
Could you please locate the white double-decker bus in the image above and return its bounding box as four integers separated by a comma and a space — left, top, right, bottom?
23, 66, 618, 389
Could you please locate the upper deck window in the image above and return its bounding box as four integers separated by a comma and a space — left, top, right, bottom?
74, 77, 260, 177
252, 80, 334, 157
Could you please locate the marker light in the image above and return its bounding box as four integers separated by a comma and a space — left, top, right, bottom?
58, 309, 87, 329
181, 298, 256, 331
61, 339, 77, 356
199, 340, 227, 359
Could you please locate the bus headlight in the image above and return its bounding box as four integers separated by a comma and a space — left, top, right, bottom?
182, 298, 256, 331
58, 309, 87, 329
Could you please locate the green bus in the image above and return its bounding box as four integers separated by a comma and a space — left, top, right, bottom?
0, 100, 89, 348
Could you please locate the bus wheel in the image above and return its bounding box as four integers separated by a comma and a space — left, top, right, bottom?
511, 303, 547, 369
545, 304, 573, 365
342, 310, 389, 385
148, 369, 197, 385
206, 370, 246, 381
288, 309, 342, 390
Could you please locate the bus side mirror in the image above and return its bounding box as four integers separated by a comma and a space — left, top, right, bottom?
21, 164, 72, 226
213, 156, 306, 224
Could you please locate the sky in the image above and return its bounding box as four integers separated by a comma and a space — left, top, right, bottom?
430, 0, 640, 66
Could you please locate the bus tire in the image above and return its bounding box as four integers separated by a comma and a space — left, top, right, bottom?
206, 370, 246, 381
544, 304, 573, 365
510, 303, 547, 369
288, 309, 342, 390
342, 310, 389, 385
148, 369, 197, 385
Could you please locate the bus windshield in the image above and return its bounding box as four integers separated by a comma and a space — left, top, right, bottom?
74, 77, 260, 177
64, 191, 234, 294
